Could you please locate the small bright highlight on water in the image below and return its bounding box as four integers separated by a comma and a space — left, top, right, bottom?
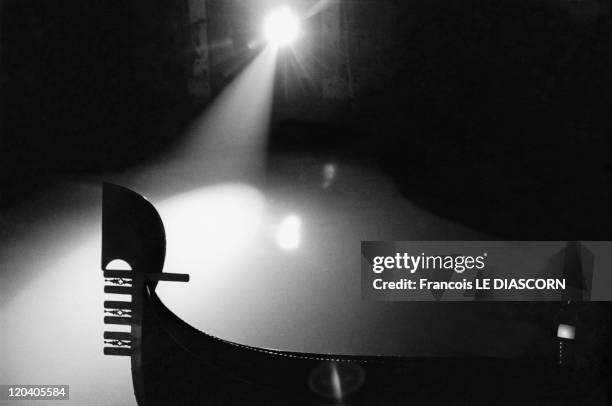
276, 214, 302, 250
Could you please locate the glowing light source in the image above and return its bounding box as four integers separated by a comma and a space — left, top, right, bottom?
263, 6, 300, 47
557, 324, 576, 340
276, 215, 302, 250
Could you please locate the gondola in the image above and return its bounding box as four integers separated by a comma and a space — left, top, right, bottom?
101, 183, 610, 405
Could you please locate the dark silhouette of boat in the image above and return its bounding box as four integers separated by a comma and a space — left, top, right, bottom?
101, 183, 611, 405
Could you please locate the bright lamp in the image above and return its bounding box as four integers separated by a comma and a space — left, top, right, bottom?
263, 7, 300, 47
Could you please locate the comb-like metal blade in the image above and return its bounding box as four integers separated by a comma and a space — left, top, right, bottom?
104, 300, 133, 310
104, 286, 132, 295
104, 331, 131, 341
104, 316, 132, 325
104, 347, 132, 356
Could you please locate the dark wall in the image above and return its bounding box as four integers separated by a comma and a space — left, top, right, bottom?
344, 0, 612, 238
0, 0, 194, 204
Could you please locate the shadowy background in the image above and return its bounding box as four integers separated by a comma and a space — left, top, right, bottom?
1, 0, 611, 239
